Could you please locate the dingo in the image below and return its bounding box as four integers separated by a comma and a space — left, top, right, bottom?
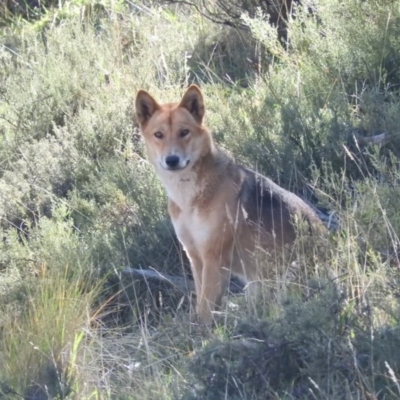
135, 85, 323, 324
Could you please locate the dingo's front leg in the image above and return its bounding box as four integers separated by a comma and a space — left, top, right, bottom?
185, 250, 203, 311
196, 241, 233, 325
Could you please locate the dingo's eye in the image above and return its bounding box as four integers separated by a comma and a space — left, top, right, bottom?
154, 131, 163, 139
180, 129, 190, 138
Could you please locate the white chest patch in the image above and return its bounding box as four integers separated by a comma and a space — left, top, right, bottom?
157, 168, 200, 209
172, 208, 215, 252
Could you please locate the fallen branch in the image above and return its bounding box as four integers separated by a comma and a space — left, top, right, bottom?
120, 267, 195, 297
119, 267, 245, 315
352, 131, 397, 146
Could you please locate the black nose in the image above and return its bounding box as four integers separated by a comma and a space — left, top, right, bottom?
165, 155, 180, 168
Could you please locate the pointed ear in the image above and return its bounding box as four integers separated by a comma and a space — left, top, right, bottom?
178, 84, 205, 124
135, 90, 160, 127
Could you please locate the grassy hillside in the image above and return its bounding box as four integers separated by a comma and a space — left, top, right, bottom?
1, 0, 400, 398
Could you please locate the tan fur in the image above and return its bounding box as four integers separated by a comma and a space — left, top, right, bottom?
135, 85, 324, 324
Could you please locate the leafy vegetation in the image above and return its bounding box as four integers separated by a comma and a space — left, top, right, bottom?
1, 0, 400, 398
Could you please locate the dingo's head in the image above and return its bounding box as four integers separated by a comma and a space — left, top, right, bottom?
135, 85, 213, 172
